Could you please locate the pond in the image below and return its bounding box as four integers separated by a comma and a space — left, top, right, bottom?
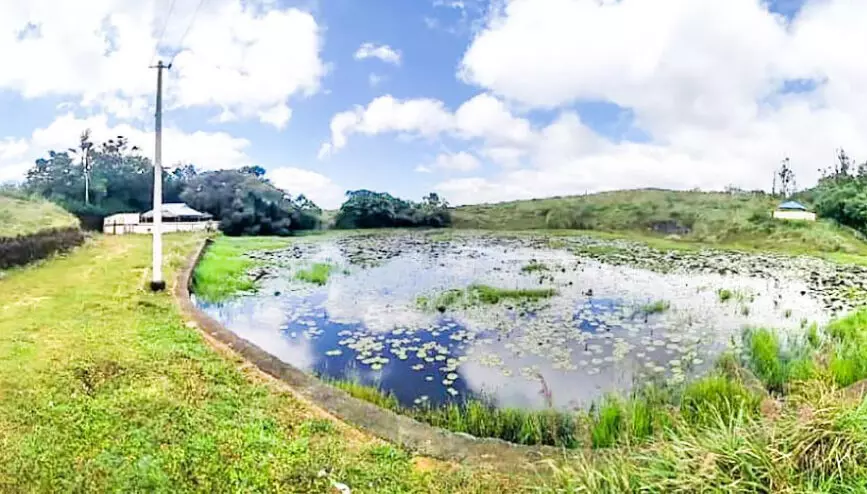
196, 232, 842, 411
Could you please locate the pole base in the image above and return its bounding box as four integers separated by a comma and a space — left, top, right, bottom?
150, 280, 166, 292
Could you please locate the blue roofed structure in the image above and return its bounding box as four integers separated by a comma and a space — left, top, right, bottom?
777, 200, 808, 211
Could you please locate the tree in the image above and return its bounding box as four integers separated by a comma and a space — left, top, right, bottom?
180, 169, 315, 236
334, 190, 451, 229
67, 130, 94, 205
777, 157, 796, 198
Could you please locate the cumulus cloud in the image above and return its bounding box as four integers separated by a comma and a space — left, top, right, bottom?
354, 43, 402, 65
269, 167, 345, 209
323, 0, 867, 204
0, 0, 325, 129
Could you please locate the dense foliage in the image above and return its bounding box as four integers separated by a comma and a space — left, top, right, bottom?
21, 131, 322, 235
809, 149, 867, 233
334, 190, 450, 229
181, 169, 320, 235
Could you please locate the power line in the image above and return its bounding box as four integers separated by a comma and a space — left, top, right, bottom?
149, 0, 179, 66
169, 0, 208, 65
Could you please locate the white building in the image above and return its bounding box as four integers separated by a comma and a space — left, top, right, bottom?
103, 203, 218, 234
772, 200, 816, 222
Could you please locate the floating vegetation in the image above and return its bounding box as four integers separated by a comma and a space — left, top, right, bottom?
718, 289, 734, 302
641, 299, 671, 315
521, 261, 550, 273
295, 263, 334, 285
417, 284, 557, 311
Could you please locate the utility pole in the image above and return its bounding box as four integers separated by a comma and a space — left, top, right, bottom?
149, 60, 171, 291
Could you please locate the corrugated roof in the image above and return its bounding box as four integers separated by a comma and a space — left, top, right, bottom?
141, 203, 211, 219
777, 200, 808, 211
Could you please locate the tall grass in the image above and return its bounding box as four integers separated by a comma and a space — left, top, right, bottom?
417, 284, 557, 311
295, 262, 334, 285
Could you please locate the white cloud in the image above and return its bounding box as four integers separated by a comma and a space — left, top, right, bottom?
269, 167, 345, 209
0, 113, 254, 184
320, 95, 454, 158
354, 43, 402, 65
422, 152, 481, 173
0, 0, 325, 129
327, 0, 867, 204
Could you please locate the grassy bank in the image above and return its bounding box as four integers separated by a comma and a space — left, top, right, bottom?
451, 189, 867, 256
192, 236, 293, 302
0, 193, 79, 237
0, 234, 523, 492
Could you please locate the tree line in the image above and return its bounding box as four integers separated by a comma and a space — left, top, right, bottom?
18, 131, 451, 235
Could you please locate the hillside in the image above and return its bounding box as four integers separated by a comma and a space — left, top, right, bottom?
451, 189, 867, 254
0, 194, 80, 238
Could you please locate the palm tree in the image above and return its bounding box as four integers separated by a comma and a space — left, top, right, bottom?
68, 129, 94, 205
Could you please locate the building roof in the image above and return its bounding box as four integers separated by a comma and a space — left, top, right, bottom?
141, 203, 212, 219
777, 200, 808, 211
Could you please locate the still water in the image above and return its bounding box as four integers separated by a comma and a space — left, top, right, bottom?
197, 234, 829, 410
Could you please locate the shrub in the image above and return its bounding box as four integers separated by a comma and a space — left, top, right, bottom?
0, 227, 85, 269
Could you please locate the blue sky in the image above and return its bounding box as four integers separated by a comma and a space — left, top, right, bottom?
2, 0, 866, 208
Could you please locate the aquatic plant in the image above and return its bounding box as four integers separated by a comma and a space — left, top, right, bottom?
295, 263, 334, 285
717, 288, 734, 302
417, 284, 557, 311
641, 299, 671, 315
521, 261, 550, 273
193, 237, 293, 302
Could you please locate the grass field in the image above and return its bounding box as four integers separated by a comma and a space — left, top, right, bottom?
0, 193, 79, 237
451, 189, 867, 256
0, 234, 519, 492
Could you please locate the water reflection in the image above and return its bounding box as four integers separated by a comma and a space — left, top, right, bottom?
197, 235, 831, 410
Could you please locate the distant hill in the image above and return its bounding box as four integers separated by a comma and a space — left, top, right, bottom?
451, 189, 867, 254
0, 193, 80, 238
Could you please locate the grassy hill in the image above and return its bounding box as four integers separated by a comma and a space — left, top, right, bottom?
451, 189, 867, 255
0, 193, 79, 238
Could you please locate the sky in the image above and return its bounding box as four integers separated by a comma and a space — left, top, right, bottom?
1, 0, 867, 208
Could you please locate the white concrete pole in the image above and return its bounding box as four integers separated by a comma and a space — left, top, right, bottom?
150, 60, 170, 291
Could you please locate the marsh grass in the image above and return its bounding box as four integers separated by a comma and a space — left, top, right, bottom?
641, 299, 671, 315
417, 284, 557, 311
520, 261, 549, 273
295, 262, 335, 285
718, 288, 734, 302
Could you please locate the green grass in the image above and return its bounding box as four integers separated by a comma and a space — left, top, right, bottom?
0, 193, 79, 237
744, 328, 789, 392
680, 374, 761, 427
417, 284, 558, 311
641, 299, 671, 315
0, 234, 525, 492
520, 261, 549, 273
451, 188, 867, 257
193, 236, 293, 302
295, 263, 334, 285
718, 288, 734, 302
